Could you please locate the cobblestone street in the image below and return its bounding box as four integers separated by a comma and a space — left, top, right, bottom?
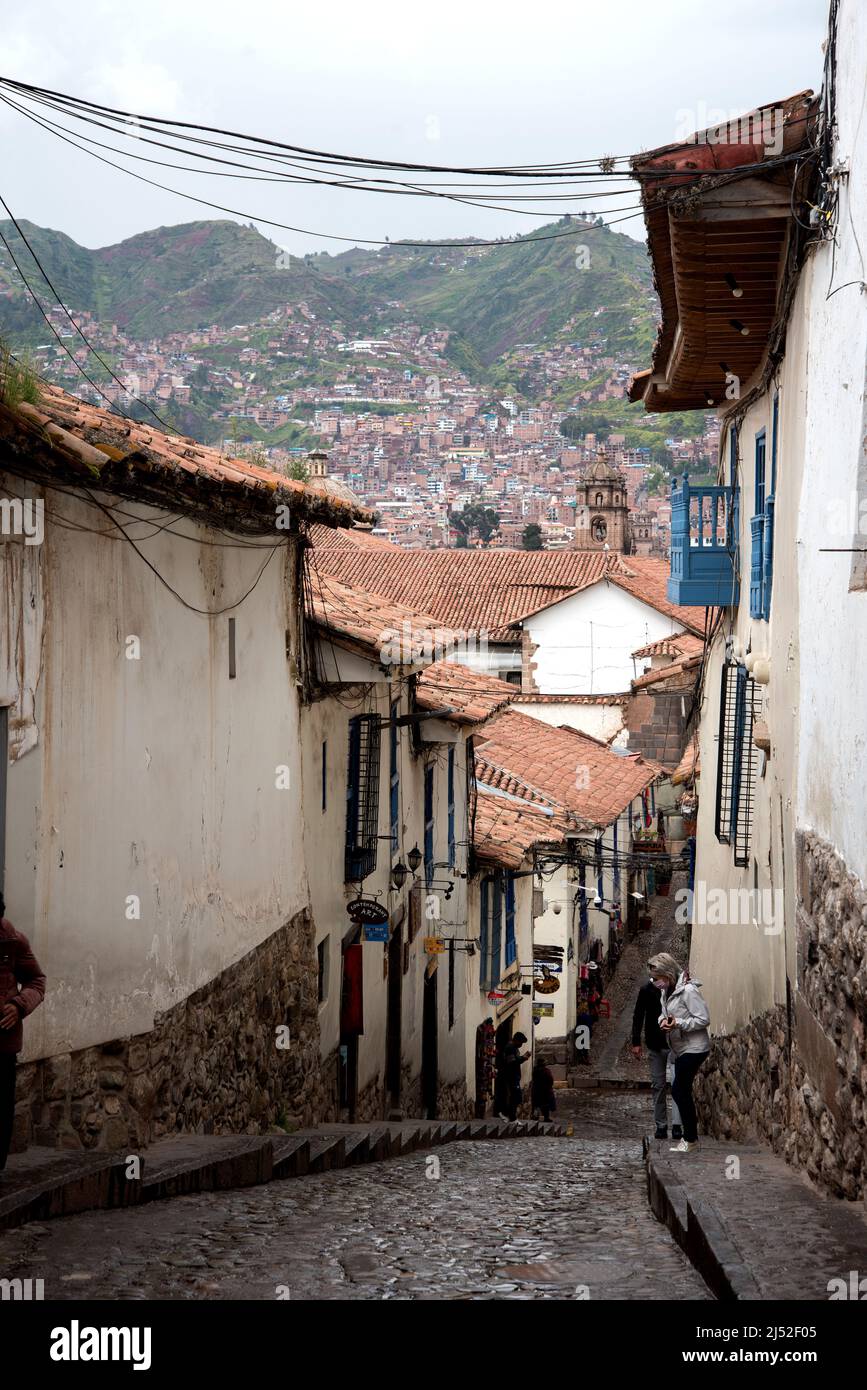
0, 1094, 709, 1301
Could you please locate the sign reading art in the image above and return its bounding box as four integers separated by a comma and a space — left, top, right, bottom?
346, 897, 390, 926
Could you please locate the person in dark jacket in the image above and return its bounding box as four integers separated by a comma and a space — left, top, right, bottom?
531, 1058, 556, 1123
0, 893, 46, 1171
631, 972, 682, 1140
501, 1032, 530, 1120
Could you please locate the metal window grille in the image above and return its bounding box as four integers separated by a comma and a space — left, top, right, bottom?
732, 677, 762, 868
714, 662, 744, 845
344, 713, 381, 882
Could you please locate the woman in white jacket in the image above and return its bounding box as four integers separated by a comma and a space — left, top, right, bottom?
647, 953, 710, 1153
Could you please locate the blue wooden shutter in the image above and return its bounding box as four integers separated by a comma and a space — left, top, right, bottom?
389, 701, 399, 852
479, 878, 490, 990
613, 817, 620, 895
491, 876, 503, 984
424, 763, 435, 886
579, 862, 588, 940
447, 747, 455, 869
728, 665, 749, 843
749, 514, 765, 618
762, 496, 775, 620
505, 875, 516, 967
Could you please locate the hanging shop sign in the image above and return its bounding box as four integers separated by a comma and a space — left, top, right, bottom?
534, 974, 561, 995
533, 1002, 555, 1018
347, 897, 390, 926
532, 961, 562, 974
487, 989, 507, 1003
424, 936, 445, 954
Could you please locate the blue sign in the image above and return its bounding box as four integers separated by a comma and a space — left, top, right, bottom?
363, 922, 389, 943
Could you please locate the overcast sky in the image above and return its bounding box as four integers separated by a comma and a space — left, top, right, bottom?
0, 0, 828, 256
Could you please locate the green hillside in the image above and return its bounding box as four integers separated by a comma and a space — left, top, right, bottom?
0, 216, 656, 380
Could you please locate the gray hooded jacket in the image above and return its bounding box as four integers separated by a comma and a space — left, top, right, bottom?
659, 972, 710, 1056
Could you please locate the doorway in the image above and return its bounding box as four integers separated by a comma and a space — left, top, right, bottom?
421, 967, 438, 1117
385, 919, 403, 1106
339, 937, 363, 1120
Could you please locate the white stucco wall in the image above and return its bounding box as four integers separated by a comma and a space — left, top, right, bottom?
512, 700, 625, 742
523, 583, 689, 695
795, 0, 867, 889
2, 482, 310, 1064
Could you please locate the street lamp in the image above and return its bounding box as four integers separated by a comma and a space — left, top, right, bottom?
391, 862, 409, 891
407, 844, 423, 875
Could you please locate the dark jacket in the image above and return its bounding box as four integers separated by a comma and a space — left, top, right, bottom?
531, 1063, 555, 1107
502, 1041, 529, 1092
631, 980, 667, 1052
0, 917, 46, 1054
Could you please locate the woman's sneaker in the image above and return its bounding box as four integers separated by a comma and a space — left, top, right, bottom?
669, 1138, 698, 1153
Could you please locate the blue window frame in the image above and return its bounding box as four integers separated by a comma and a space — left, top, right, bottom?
480, 878, 490, 989
613, 817, 620, 895
447, 747, 455, 869
750, 514, 765, 618
729, 423, 738, 487
491, 875, 503, 983
505, 875, 516, 967
389, 701, 399, 853
755, 430, 766, 515
770, 395, 779, 497
424, 763, 435, 887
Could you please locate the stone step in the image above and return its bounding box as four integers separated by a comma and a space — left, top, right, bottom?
141, 1135, 273, 1202
292, 1132, 346, 1173
271, 1135, 311, 1180
0, 1149, 135, 1232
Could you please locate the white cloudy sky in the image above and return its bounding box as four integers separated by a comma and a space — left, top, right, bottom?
0, 0, 828, 254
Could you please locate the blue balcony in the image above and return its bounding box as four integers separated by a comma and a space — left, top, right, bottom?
668, 476, 740, 608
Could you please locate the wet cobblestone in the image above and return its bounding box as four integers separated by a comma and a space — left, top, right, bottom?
0, 1094, 709, 1301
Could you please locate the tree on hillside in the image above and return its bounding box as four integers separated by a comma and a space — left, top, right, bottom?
287, 457, 310, 482
451, 503, 501, 547
522, 522, 543, 551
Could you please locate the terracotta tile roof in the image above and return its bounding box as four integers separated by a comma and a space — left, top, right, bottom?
632, 633, 704, 660
475, 708, 662, 829
0, 383, 370, 535
310, 542, 706, 637
308, 523, 402, 551
671, 735, 700, 787
474, 787, 567, 870
631, 651, 702, 691
416, 662, 516, 725
475, 755, 562, 810
514, 692, 628, 706
306, 572, 444, 665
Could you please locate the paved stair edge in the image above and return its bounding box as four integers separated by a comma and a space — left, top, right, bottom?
645, 1147, 763, 1301
0, 1115, 567, 1231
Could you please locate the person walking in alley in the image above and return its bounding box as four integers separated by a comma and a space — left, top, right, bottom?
531, 1056, 556, 1123
647, 953, 710, 1154
502, 1032, 530, 1120
631, 973, 682, 1140
0, 892, 46, 1173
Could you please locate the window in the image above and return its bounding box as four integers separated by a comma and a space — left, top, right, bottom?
345, 714, 381, 882
505, 875, 516, 967
389, 701, 399, 853
714, 662, 762, 864
613, 817, 620, 895
491, 876, 503, 983
317, 938, 329, 1005
750, 425, 775, 620
595, 835, 604, 905
228, 617, 237, 679
728, 422, 739, 487
424, 763, 435, 886
447, 748, 456, 869
578, 862, 588, 940
321, 741, 327, 813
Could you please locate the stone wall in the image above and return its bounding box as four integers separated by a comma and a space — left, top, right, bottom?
694, 832, 867, 1202
13, 907, 323, 1153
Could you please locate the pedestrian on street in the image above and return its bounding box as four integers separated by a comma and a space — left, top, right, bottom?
631, 973, 683, 1140
0, 892, 47, 1174
531, 1057, 556, 1123
502, 1032, 530, 1120
648, 952, 710, 1154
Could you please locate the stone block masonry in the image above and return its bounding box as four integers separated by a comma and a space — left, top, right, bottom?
694, 831, 867, 1202
13, 907, 324, 1153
